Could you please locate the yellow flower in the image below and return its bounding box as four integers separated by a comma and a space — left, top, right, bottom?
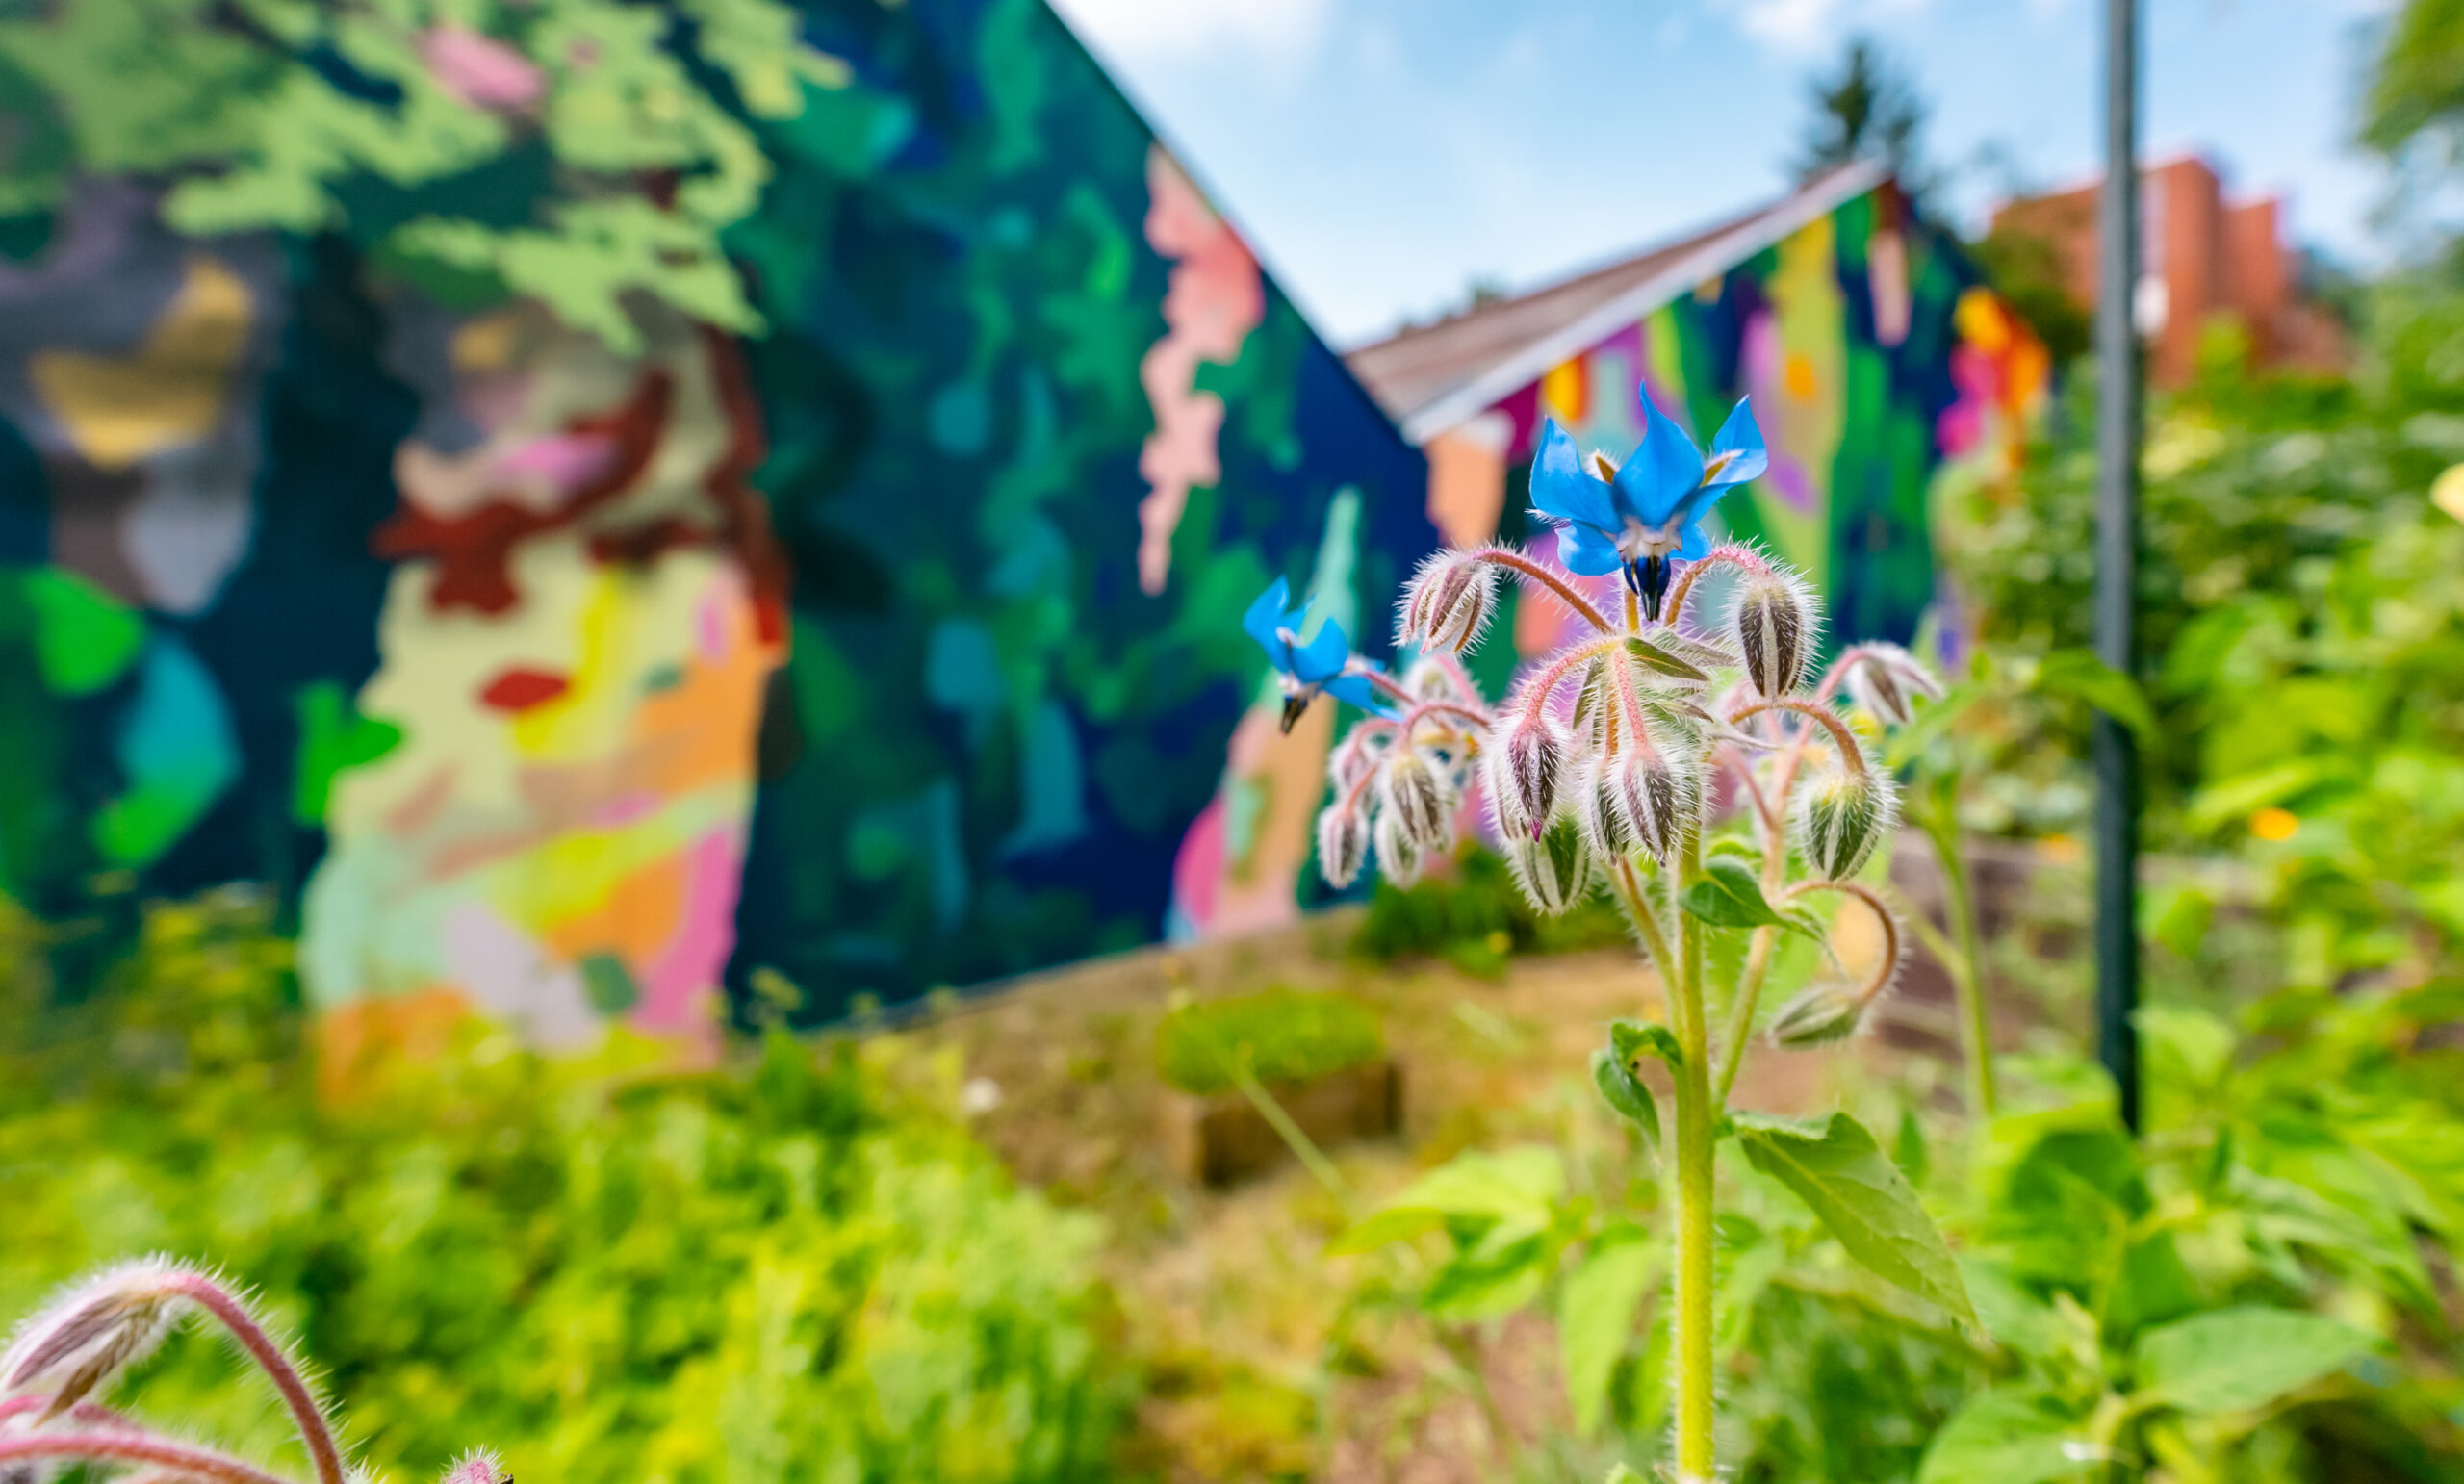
2249, 806, 2299, 843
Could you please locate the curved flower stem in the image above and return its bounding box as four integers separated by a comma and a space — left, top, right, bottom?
1357, 665, 1417, 706
1470, 547, 1614, 635
0, 1433, 301, 1484
1660, 543, 1776, 631
1505, 635, 1623, 723
164, 1271, 347, 1484
1912, 788, 1998, 1117
1726, 698, 1867, 777
1775, 879, 1903, 1009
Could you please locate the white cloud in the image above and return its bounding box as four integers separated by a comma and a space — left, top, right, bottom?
1721, 0, 1938, 56
1046, 0, 1335, 68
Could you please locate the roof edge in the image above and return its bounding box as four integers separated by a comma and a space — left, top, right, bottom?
1397, 159, 1890, 444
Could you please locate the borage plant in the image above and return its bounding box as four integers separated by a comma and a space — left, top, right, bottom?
1259, 394, 1973, 1483
0, 1257, 502, 1484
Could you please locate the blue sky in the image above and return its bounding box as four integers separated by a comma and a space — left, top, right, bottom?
1049, 0, 2399, 345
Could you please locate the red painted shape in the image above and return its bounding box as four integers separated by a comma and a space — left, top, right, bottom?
479, 668, 571, 712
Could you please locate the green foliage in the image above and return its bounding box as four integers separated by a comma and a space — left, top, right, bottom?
1154, 986, 1382, 1096
0, 892, 1131, 1484
1730, 1112, 1976, 1328
1351, 847, 1627, 977
1968, 226, 2092, 366
2363, 0, 2464, 166
1945, 276, 2464, 985
0, 0, 846, 345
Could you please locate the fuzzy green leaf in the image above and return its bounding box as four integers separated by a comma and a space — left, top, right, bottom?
1734, 1111, 1978, 1325
1917, 1389, 2092, 1484
2132, 1306, 2374, 1416
1559, 1236, 1657, 1437
1678, 857, 1787, 930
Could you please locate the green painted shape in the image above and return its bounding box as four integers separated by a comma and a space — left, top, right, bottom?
292, 681, 404, 826
579, 953, 641, 1015
24, 568, 143, 696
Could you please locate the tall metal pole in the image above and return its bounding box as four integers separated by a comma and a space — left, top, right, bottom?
2095, 0, 2143, 1132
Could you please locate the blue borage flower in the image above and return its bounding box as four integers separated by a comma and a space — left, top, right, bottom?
1528, 394, 1768, 622
1243, 576, 1390, 732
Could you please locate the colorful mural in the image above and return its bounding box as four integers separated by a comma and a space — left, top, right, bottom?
0, 0, 1436, 1037
1402, 181, 2050, 676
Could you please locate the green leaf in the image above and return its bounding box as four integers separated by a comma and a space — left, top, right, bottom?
1622, 633, 1711, 684
1608, 1018, 1684, 1072
2133, 1306, 2374, 1416
2182, 759, 2329, 834
1679, 858, 1786, 930
1882, 678, 1989, 769
1917, 1389, 2092, 1484
1327, 1146, 1563, 1254
1591, 1049, 1658, 1148
1559, 1235, 1657, 1436
2033, 648, 2157, 744
1733, 1111, 1978, 1325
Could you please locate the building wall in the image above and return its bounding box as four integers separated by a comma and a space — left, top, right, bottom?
1432, 184, 2046, 678
1991, 156, 2345, 386
0, 0, 1438, 1048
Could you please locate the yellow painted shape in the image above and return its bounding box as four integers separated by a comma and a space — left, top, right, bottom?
30, 256, 252, 470
1748, 215, 1848, 579
1540, 357, 1587, 424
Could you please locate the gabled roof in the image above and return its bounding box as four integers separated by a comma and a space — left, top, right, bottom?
1345, 161, 1887, 444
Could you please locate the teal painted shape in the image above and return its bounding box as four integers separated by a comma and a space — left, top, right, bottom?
94, 634, 241, 866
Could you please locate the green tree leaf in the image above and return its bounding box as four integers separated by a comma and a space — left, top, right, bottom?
2132, 1306, 2374, 1416
1558, 1235, 1657, 1436
1733, 1111, 1978, 1325
2034, 649, 2157, 744
1591, 1049, 1658, 1149
1608, 1018, 1684, 1072
1917, 1389, 2092, 1484
1327, 1146, 1562, 1255
1679, 858, 1788, 930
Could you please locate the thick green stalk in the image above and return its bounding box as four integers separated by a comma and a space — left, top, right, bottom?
1920, 794, 1998, 1118
1667, 834, 1717, 1482
1606, 845, 1718, 1483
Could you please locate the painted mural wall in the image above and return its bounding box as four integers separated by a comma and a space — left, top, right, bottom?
0, 0, 1437, 1045
1424, 183, 2049, 692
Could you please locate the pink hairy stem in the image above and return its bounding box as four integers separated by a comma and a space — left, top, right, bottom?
158, 1272, 346, 1484
1726, 698, 1868, 782
1354, 665, 1416, 706
1777, 879, 1903, 1006
0, 1433, 301, 1484
1659, 544, 1777, 631
1504, 636, 1623, 727
1470, 548, 1614, 635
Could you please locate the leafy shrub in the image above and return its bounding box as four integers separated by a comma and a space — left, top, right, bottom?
0, 893, 1133, 1484
1155, 987, 1383, 1096
1351, 847, 1628, 976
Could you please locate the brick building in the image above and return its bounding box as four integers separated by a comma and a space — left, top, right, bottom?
1991, 155, 2345, 386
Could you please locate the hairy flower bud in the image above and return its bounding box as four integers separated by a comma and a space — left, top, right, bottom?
1767, 981, 1874, 1048
1399, 551, 1499, 654
1379, 749, 1456, 852
2, 1259, 193, 1419
1316, 803, 1370, 889
1328, 735, 1380, 792
1733, 570, 1816, 700
1504, 819, 1592, 916
1840, 643, 1941, 729
1605, 746, 1693, 865
1373, 806, 1424, 888
1791, 762, 1896, 880
1570, 755, 1631, 861
1482, 716, 1566, 841
440, 1451, 511, 1484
